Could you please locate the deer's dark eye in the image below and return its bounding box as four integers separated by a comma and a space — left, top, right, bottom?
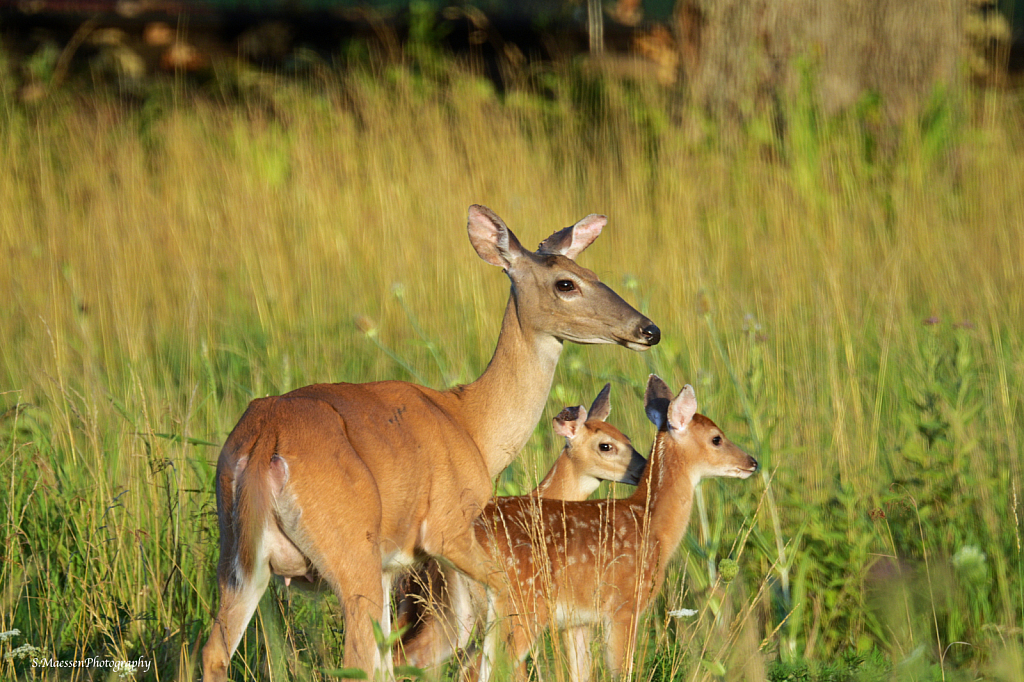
599, 443, 613, 452
556, 280, 576, 292
711, 435, 722, 446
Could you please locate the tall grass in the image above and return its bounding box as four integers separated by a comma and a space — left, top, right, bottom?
0, 38, 1022, 681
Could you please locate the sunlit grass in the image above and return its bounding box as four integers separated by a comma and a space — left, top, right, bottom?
0, 50, 1021, 681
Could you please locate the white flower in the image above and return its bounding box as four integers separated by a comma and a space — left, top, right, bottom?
952, 545, 988, 585
113, 660, 137, 678
668, 608, 698, 618
0, 629, 21, 643
4, 643, 42, 661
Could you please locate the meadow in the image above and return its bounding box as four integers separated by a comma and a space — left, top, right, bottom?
1, 20, 1023, 681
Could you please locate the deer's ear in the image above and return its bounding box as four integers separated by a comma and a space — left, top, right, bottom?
587, 384, 612, 422
552, 405, 587, 439
667, 385, 698, 430
644, 375, 673, 430
537, 214, 606, 259
468, 205, 526, 269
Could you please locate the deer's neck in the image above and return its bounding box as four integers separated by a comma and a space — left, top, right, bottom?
533, 450, 593, 500
630, 435, 697, 553
455, 295, 563, 477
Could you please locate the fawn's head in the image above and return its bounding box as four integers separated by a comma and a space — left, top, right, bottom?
552, 383, 647, 490
644, 375, 759, 481
466, 205, 660, 351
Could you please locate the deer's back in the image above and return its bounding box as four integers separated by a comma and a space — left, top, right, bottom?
222, 381, 493, 555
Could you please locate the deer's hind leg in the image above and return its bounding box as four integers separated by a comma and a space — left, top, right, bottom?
202, 551, 272, 682
286, 480, 391, 675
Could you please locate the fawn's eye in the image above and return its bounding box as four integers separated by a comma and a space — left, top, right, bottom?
599, 443, 613, 452
555, 280, 576, 292
711, 435, 722, 446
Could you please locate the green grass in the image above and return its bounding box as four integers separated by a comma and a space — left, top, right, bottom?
0, 45, 1022, 681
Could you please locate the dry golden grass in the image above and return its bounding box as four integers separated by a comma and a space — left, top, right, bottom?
0, 47, 1021, 680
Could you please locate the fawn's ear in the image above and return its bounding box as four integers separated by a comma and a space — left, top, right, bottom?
667, 384, 698, 430
644, 374, 673, 430
587, 383, 612, 422
468, 205, 526, 269
537, 214, 606, 259
553, 405, 587, 439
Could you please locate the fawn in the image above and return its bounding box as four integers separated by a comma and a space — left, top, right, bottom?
395, 384, 646, 673
469, 375, 758, 681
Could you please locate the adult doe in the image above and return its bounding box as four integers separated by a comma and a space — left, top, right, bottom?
201, 206, 659, 680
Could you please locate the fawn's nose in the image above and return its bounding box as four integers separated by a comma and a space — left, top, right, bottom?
748, 456, 760, 472
640, 323, 661, 345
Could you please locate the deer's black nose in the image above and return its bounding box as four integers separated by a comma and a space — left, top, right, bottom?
640, 324, 661, 345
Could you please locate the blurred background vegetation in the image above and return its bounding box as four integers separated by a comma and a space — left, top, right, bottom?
0, 0, 1022, 680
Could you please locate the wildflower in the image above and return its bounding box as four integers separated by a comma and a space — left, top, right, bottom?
952, 545, 988, 586
742, 313, 762, 333
0, 629, 21, 643
668, 608, 698, 618
4, 643, 42, 661
113, 660, 137, 679
923, 316, 941, 326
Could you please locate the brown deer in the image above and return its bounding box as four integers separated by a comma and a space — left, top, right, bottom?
469, 375, 758, 681
200, 206, 660, 681
394, 384, 646, 672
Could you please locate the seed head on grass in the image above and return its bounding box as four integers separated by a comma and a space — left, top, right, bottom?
354, 315, 379, 339
696, 289, 711, 316
718, 558, 739, 582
